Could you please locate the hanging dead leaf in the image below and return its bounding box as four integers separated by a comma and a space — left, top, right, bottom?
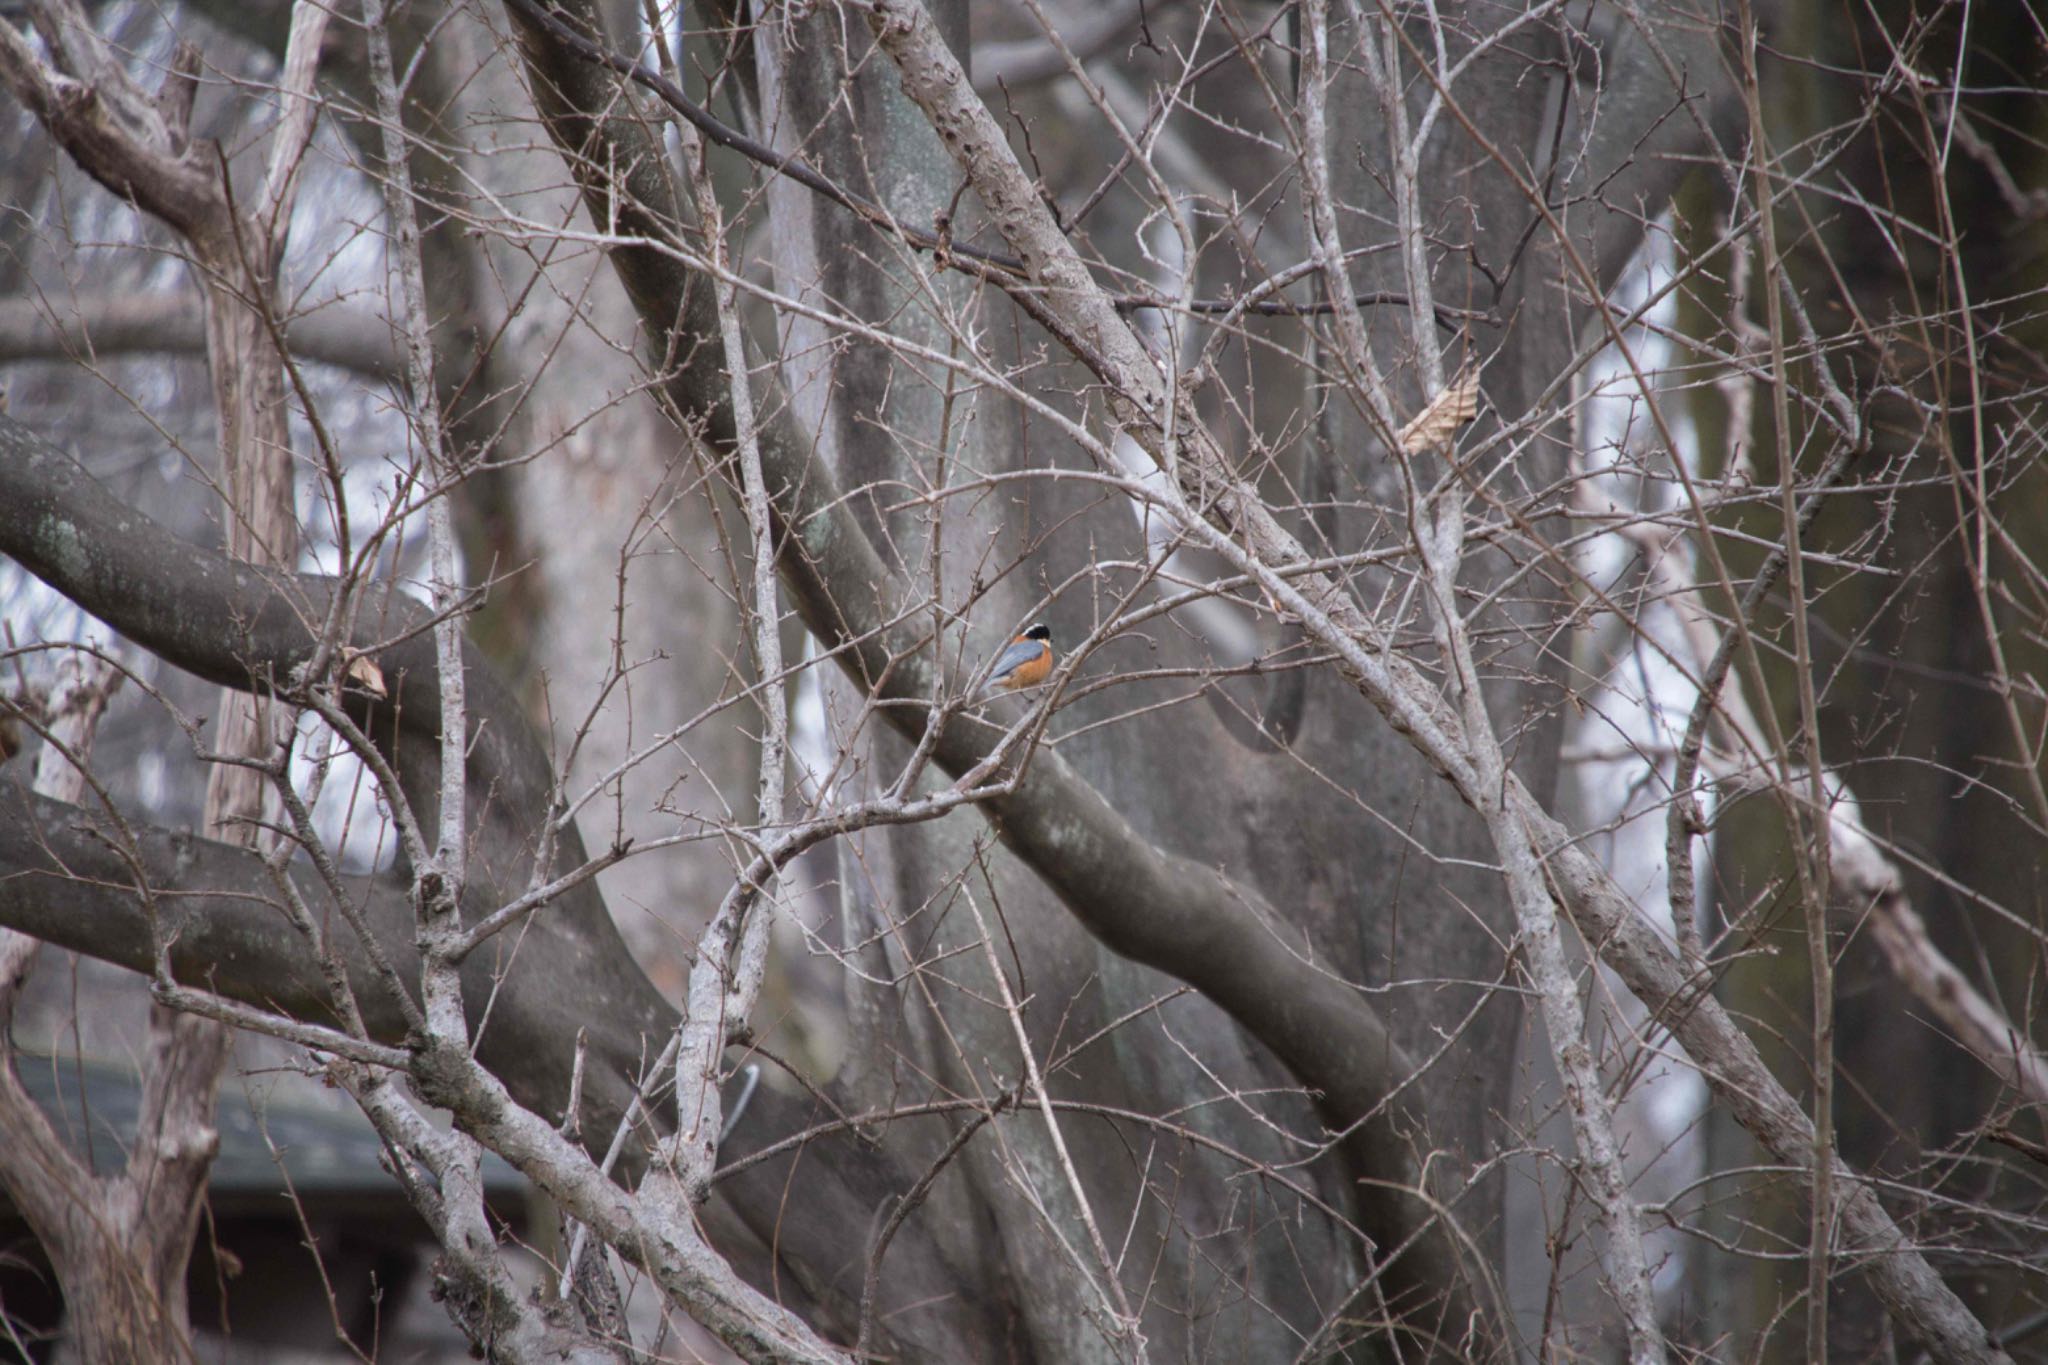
1396, 368, 1481, 454
346, 652, 388, 699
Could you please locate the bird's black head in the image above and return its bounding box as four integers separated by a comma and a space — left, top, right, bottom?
1022, 622, 1052, 643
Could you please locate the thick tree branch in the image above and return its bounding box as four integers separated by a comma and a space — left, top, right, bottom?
1853, 833, 2048, 1109
0, 11, 221, 242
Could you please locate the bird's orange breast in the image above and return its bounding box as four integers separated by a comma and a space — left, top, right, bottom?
1005, 643, 1053, 688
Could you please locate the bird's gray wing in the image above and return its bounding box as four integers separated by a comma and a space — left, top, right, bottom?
983, 638, 1038, 688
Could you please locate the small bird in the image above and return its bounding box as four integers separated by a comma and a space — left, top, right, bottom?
980, 622, 1054, 695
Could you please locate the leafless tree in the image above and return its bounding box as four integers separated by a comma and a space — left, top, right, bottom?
0, 0, 2042, 1361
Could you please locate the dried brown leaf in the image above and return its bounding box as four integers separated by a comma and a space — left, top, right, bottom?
346, 652, 388, 699
1397, 368, 1481, 454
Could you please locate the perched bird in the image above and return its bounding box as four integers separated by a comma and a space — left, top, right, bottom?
980, 622, 1054, 695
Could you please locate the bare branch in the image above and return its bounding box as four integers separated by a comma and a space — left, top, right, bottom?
0, 289, 404, 378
